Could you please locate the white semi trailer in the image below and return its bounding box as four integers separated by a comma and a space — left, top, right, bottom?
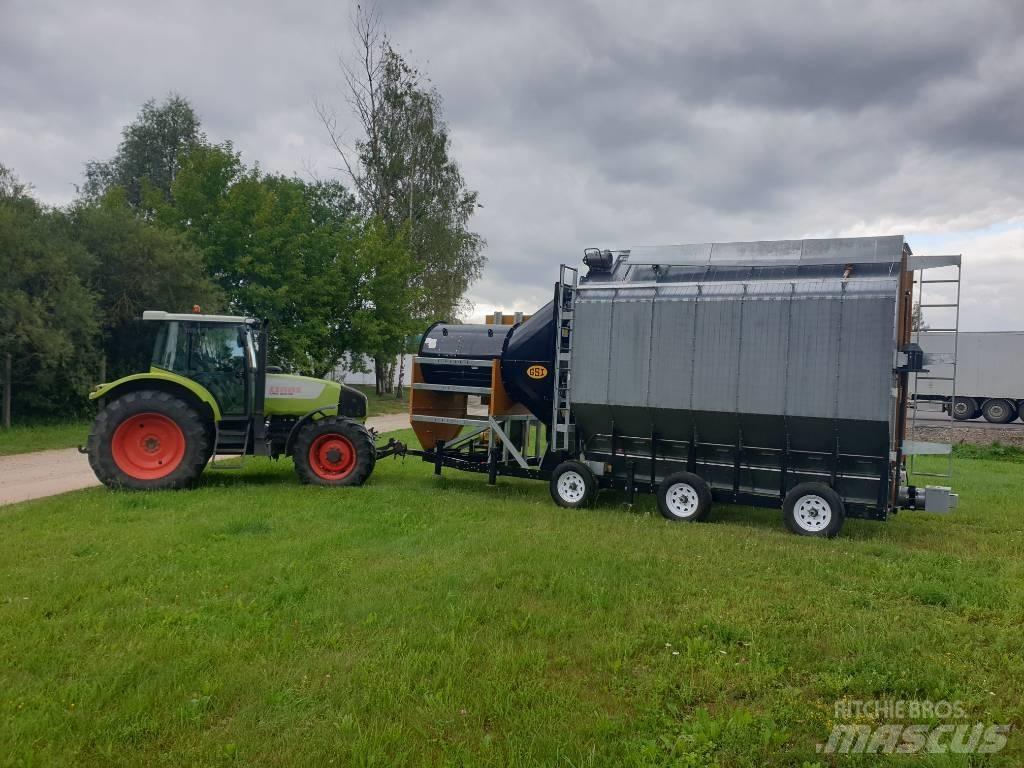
916, 331, 1024, 423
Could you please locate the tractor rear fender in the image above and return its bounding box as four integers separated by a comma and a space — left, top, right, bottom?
89, 370, 221, 425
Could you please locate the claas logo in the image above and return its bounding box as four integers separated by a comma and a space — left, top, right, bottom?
527, 365, 548, 380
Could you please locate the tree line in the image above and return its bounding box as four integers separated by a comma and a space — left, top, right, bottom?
0, 10, 484, 426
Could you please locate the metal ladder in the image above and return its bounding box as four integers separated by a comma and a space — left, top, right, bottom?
551, 265, 578, 452
908, 255, 962, 480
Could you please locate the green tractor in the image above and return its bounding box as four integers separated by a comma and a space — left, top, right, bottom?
86, 310, 399, 490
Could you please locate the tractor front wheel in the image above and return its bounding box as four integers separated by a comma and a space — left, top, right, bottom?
87, 390, 210, 490
292, 416, 376, 487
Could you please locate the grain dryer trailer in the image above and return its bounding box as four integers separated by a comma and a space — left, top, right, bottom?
408, 236, 959, 537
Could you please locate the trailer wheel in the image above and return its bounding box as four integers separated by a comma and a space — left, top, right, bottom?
952, 396, 978, 421
981, 398, 1015, 424
783, 483, 845, 538
656, 472, 712, 522
549, 461, 597, 508
293, 416, 376, 487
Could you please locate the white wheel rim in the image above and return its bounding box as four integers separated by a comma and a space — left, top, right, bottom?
665, 482, 700, 518
557, 470, 586, 503
954, 401, 969, 416
988, 402, 1007, 419
793, 494, 832, 532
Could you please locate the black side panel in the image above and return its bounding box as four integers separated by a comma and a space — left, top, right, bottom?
501, 299, 557, 424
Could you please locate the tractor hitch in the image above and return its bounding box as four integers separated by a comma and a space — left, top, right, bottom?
375, 437, 407, 460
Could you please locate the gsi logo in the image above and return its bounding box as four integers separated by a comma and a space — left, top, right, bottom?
527, 365, 548, 380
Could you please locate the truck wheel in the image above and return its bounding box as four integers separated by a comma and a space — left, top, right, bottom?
87, 390, 210, 490
656, 471, 712, 522
952, 397, 978, 421
293, 416, 375, 487
549, 461, 597, 508
981, 398, 1015, 424
783, 483, 845, 538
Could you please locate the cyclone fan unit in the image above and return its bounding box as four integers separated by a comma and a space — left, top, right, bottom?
408, 236, 961, 537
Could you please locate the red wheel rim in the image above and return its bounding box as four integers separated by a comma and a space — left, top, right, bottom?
308, 434, 356, 480
111, 413, 186, 481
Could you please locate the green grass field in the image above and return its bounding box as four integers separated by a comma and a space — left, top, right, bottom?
0, 421, 92, 456
1, 434, 1021, 766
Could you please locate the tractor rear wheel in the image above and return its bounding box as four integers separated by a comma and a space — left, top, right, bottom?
292, 416, 376, 487
88, 390, 210, 490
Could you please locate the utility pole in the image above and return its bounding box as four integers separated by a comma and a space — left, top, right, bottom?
3, 353, 11, 429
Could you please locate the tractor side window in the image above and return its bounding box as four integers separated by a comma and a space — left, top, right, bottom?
191, 325, 244, 374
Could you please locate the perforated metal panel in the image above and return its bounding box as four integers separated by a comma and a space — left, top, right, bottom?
606, 290, 654, 407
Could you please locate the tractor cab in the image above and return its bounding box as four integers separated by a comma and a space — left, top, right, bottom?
145, 311, 263, 419
85, 309, 393, 492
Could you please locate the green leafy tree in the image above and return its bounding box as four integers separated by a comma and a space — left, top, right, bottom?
83, 94, 204, 208
68, 190, 221, 379
0, 165, 101, 421
164, 144, 417, 377
318, 6, 485, 391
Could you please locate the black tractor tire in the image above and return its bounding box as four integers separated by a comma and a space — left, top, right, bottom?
656, 471, 713, 522
783, 482, 845, 538
549, 461, 598, 508
87, 390, 210, 490
982, 398, 1015, 424
952, 396, 978, 421
293, 416, 376, 487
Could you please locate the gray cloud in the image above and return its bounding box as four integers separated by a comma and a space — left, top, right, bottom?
2, 0, 1023, 329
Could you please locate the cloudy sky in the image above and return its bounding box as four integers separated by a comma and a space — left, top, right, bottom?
3, 0, 1023, 329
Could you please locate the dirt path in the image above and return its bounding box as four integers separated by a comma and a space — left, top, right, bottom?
0, 414, 411, 506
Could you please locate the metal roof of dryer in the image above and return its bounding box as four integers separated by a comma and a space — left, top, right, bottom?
581, 235, 908, 287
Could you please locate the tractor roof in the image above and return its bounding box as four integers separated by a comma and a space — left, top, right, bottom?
142, 310, 256, 324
